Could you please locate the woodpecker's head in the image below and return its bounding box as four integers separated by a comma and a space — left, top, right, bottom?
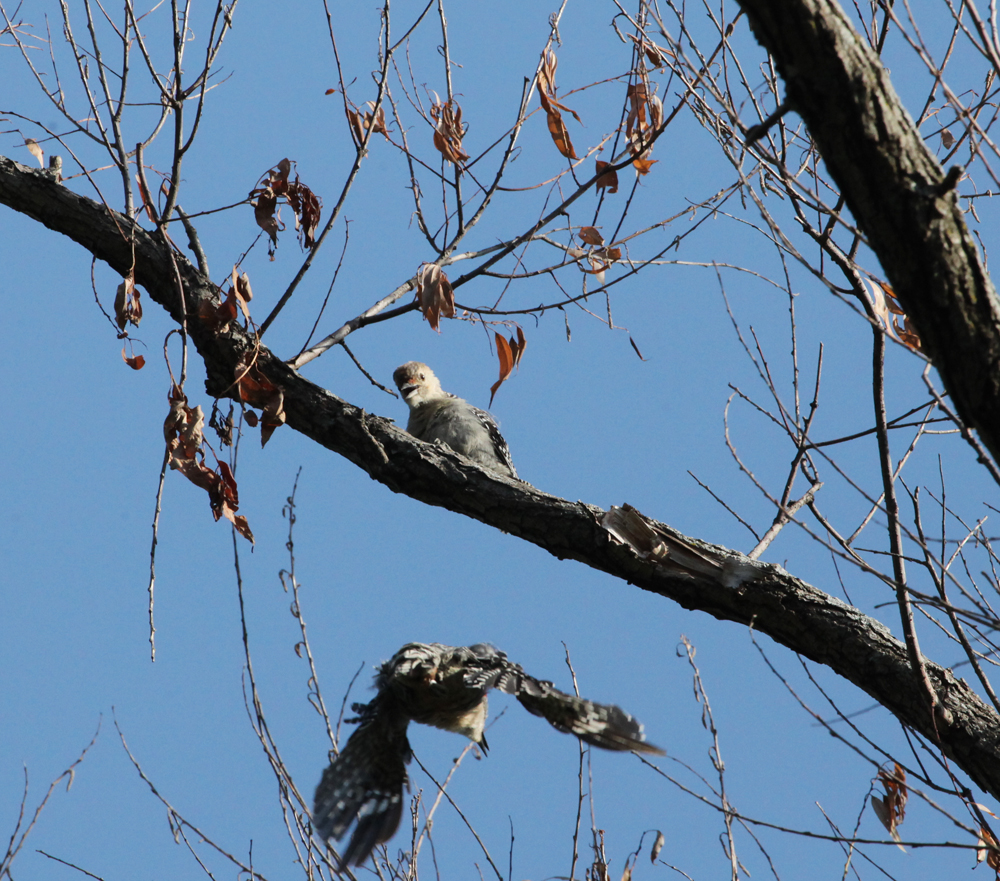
393, 361, 444, 408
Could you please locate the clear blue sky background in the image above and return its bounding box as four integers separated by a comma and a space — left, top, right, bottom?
1, 2, 990, 879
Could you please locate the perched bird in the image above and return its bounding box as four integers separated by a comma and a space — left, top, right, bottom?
312, 642, 663, 866
392, 361, 518, 479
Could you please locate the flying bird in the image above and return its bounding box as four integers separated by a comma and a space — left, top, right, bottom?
393, 361, 518, 478
312, 642, 663, 866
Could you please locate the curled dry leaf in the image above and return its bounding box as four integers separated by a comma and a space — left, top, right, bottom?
430, 95, 469, 165
234, 351, 286, 447
121, 346, 145, 370
163, 385, 254, 543
940, 128, 955, 149
650, 830, 665, 863
198, 267, 253, 335
346, 100, 390, 147
595, 160, 619, 193
871, 763, 907, 851
865, 278, 922, 352
24, 137, 43, 167
538, 49, 581, 159
627, 33, 673, 68
625, 78, 663, 174
489, 326, 526, 406
416, 263, 456, 332
249, 158, 323, 256
113, 271, 142, 334
579, 226, 604, 246
978, 826, 1000, 874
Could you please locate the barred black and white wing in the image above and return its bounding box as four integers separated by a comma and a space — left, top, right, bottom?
514, 680, 664, 754
312, 699, 412, 867
469, 406, 518, 480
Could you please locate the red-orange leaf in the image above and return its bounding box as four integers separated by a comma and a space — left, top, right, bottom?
489, 328, 526, 406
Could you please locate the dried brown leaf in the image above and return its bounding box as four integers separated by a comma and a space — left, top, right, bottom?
234, 353, 286, 447
579, 226, 604, 246
489, 329, 525, 406
630, 336, 646, 361
430, 96, 469, 165
249, 158, 322, 252
416, 263, 455, 332
978, 826, 1000, 872
25, 138, 43, 166
121, 347, 146, 370
872, 763, 907, 850
113, 271, 142, 333
595, 160, 619, 193
538, 50, 580, 159
651, 830, 665, 862
941, 129, 955, 149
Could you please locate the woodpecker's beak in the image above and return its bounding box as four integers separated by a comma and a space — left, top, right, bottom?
399, 383, 419, 400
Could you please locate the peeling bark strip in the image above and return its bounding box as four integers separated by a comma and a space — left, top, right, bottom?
3, 153, 1000, 796
738, 0, 1000, 466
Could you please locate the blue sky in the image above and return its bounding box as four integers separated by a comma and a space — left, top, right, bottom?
1, 1, 993, 879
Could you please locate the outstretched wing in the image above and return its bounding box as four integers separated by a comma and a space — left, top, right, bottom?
312, 701, 413, 867
510, 674, 665, 755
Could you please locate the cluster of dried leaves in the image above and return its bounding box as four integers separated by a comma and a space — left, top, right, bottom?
572, 225, 622, 285
430, 95, 469, 165
871, 763, 908, 847
249, 158, 322, 256
416, 263, 455, 332
625, 74, 662, 176
868, 278, 922, 351
113, 268, 145, 370
344, 98, 389, 147
199, 266, 253, 335
233, 350, 286, 447
163, 384, 254, 543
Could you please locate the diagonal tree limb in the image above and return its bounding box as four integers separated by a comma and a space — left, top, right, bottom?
737, 0, 1000, 469
2, 153, 999, 799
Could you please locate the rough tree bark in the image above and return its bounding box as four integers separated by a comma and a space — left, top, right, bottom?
3, 149, 1000, 800
739, 0, 1000, 467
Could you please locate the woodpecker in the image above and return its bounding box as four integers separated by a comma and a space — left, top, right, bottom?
312, 642, 663, 866
392, 361, 518, 479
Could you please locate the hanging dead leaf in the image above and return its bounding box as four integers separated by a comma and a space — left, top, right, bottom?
113, 271, 142, 333
978, 826, 1000, 873
416, 263, 456, 332
538, 50, 581, 159
430, 95, 469, 165
940, 129, 955, 149
595, 160, 619, 193
650, 830, 665, 862
625, 78, 663, 173
630, 337, 646, 361
627, 33, 673, 68
121, 346, 145, 370
346, 100, 389, 147
249, 158, 323, 255
866, 278, 922, 351
234, 352, 286, 447
230, 266, 253, 324
579, 226, 604, 246
24, 138, 43, 166
871, 763, 907, 850
489, 327, 526, 406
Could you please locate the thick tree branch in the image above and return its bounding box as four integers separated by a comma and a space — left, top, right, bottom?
738, 0, 1000, 467
3, 153, 999, 799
